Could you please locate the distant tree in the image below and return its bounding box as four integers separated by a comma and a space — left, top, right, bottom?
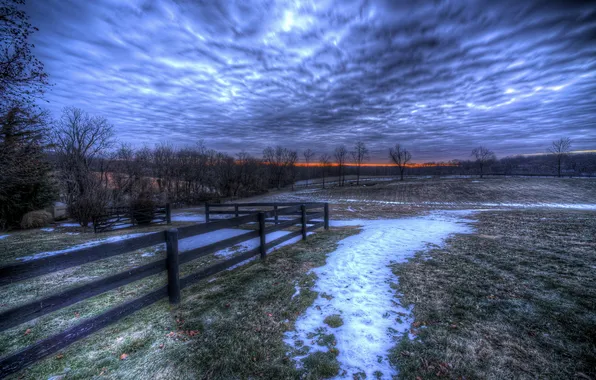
1, 0, 49, 113
263, 146, 297, 189
548, 137, 572, 177
288, 150, 299, 190
303, 148, 315, 187
351, 141, 369, 185
389, 143, 412, 181
0, 107, 55, 229
319, 153, 331, 189
470, 146, 496, 178
51, 107, 114, 206
334, 145, 348, 186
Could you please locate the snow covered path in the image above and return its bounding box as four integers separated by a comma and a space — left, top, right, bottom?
285, 211, 475, 379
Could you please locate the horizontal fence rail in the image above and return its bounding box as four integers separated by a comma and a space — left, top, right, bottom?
0, 202, 329, 378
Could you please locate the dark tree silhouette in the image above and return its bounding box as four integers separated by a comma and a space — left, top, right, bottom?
319, 153, 331, 189
334, 145, 348, 186
548, 137, 571, 177
351, 141, 369, 185
1, 0, 49, 112
389, 144, 412, 181
303, 148, 315, 187
470, 146, 496, 178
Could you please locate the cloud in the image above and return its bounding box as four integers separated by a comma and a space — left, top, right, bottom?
26, 0, 596, 161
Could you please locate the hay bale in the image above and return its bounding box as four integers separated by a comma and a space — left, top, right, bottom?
21, 210, 53, 229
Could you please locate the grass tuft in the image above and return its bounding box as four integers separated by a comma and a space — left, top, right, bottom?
323, 314, 344, 328
301, 351, 340, 379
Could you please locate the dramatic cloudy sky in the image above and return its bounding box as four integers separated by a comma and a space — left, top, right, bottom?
25, 0, 596, 162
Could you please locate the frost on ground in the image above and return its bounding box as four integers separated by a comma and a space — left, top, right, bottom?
285, 211, 475, 379
170, 213, 205, 222
58, 222, 82, 227
339, 199, 596, 210
17, 233, 151, 261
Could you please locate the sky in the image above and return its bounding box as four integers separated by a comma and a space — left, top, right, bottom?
25, 0, 596, 162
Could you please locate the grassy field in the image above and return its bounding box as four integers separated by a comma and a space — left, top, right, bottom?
391, 209, 596, 379
247, 177, 596, 219
2, 227, 360, 379
2, 178, 595, 378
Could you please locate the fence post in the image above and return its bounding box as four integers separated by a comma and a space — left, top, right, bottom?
274, 205, 278, 225
205, 203, 210, 223
235, 204, 239, 218
165, 229, 180, 305
324, 203, 329, 230
166, 203, 171, 224
301, 204, 307, 240
258, 212, 266, 259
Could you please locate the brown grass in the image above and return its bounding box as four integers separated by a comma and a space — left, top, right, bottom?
390, 209, 596, 379
246, 177, 596, 219
2, 227, 360, 379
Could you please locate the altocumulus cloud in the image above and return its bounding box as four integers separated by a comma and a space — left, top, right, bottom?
26, 0, 596, 161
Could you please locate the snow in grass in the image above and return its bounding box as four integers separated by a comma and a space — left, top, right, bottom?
40, 228, 55, 232
285, 210, 475, 379
59, 222, 81, 227
291, 283, 301, 299
0, 234, 9, 240
171, 214, 205, 222
17, 233, 152, 261
215, 230, 314, 258
339, 198, 596, 210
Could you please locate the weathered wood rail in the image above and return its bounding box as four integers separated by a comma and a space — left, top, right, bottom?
0, 202, 329, 377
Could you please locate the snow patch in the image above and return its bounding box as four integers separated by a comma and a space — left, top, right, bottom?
40, 228, 55, 232
171, 214, 206, 222
59, 222, 81, 227
285, 211, 475, 379
337, 199, 596, 210
17, 233, 151, 261
291, 284, 301, 299
0, 234, 9, 240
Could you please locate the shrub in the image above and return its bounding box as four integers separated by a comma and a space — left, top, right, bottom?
131, 196, 155, 225
20, 210, 53, 229
68, 194, 108, 227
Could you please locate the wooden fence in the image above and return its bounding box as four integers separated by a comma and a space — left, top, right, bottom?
93, 204, 171, 233
0, 202, 329, 377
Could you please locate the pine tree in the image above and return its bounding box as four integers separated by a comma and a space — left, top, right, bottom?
0, 107, 56, 229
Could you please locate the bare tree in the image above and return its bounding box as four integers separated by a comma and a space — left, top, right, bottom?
548, 137, 572, 177
389, 144, 412, 181
51, 107, 114, 204
351, 141, 369, 185
319, 153, 331, 189
470, 146, 496, 178
288, 150, 299, 191
334, 145, 348, 186
303, 148, 316, 187
1, 0, 49, 112
263, 146, 297, 189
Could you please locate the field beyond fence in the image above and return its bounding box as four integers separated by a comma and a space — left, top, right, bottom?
0, 202, 329, 377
